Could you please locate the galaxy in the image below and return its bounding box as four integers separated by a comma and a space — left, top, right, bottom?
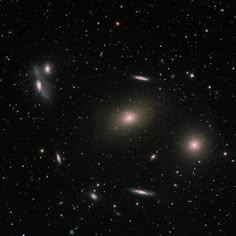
44, 64, 51, 74
33, 65, 52, 99
56, 152, 62, 165
120, 111, 138, 125
130, 188, 156, 197
89, 192, 99, 201
133, 75, 150, 82
1, 1, 235, 236
188, 139, 201, 152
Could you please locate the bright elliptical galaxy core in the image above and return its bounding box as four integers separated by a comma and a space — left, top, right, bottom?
120, 111, 138, 125
0, 1, 235, 236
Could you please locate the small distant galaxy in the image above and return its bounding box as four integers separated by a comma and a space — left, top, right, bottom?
89, 192, 99, 201
44, 64, 51, 74
150, 153, 157, 161
56, 152, 62, 164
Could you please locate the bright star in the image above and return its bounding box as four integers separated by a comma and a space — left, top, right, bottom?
115, 21, 120, 26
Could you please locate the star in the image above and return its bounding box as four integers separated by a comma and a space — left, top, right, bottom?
115, 21, 120, 26
40, 148, 44, 153
186, 72, 195, 79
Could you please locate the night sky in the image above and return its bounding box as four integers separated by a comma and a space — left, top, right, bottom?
1, 0, 236, 235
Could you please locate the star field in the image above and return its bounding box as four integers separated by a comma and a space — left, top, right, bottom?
0, 1, 235, 235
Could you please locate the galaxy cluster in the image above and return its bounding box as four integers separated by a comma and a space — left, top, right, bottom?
0, 1, 235, 235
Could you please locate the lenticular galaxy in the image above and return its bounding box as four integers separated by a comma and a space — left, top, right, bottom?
130, 188, 156, 197
133, 75, 150, 82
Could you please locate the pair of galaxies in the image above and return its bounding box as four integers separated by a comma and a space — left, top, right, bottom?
117, 112, 209, 156
89, 188, 156, 202
39, 148, 62, 165
34, 64, 52, 99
